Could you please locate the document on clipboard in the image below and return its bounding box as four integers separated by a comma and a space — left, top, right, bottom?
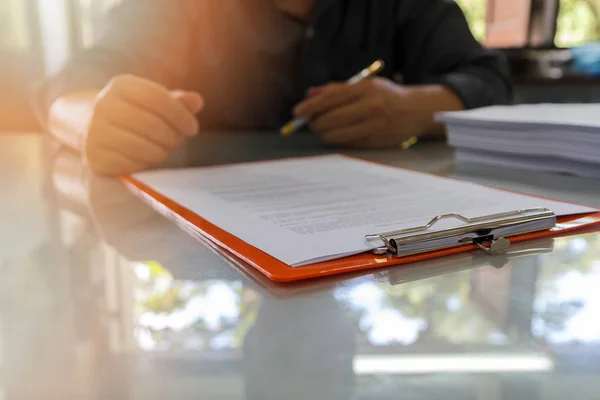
123, 155, 600, 282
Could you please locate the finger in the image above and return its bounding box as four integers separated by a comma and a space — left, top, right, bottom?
94, 122, 170, 164
307, 87, 324, 97
294, 82, 366, 118
310, 98, 372, 133
103, 98, 185, 149
86, 147, 149, 176
171, 90, 204, 114
321, 120, 378, 146
113, 76, 199, 136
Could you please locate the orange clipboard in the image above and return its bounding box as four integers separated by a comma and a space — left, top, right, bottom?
121, 162, 600, 283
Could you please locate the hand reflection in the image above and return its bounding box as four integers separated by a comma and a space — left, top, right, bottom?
89, 165, 248, 282
88, 173, 160, 243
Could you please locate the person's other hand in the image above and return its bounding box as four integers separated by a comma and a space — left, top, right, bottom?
83, 75, 203, 175
293, 78, 452, 148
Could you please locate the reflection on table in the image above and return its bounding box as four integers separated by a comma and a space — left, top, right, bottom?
2, 136, 600, 400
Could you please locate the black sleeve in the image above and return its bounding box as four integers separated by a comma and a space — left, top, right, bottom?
32, 0, 201, 126
394, 0, 512, 109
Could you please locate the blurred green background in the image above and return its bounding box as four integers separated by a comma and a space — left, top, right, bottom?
456, 0, 600, 46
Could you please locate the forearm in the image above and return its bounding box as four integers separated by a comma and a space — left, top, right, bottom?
47, 90, 100, 151
396, 0, 512, 114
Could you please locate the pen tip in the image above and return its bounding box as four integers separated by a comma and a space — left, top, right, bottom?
280, 123, 296, 136
368, 60, 385, 74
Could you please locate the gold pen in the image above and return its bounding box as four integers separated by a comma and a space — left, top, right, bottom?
280, 59, 385, 136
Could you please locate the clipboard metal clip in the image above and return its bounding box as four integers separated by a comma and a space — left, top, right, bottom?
366, 208, 556, 257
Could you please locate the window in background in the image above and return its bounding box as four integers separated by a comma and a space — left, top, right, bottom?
73, 0, 122, 49
37, 0, 72, 75
555, 0, 600, 47
0, 0, 32, 51
485, 0, 535, 48
456, 0, 600, 49
456, 0, 488, 42
0, 0, 41, 131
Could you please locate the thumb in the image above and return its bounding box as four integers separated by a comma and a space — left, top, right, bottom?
171, 90, 204, 114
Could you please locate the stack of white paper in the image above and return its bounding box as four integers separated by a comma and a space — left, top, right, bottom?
436, 104, 600, 178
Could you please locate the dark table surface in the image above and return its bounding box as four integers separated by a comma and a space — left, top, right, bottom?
2, 132, 600, 400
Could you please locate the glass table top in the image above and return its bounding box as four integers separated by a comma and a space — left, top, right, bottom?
1, 132, 600, 400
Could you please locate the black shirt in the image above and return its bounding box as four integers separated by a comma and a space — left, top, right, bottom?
36, 0, 512, 130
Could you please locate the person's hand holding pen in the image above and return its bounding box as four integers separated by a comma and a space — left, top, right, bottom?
282, 60, 464, 148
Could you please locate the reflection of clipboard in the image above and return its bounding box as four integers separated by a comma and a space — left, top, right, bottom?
375, 238, 554, 287
124, 174, 600, 283
222, 237, 555, 299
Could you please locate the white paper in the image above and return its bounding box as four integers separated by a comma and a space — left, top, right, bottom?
438, 104, 600, 178
437, 103, 600, 129
133, 155, 596, 266
456, 149, 600, 179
